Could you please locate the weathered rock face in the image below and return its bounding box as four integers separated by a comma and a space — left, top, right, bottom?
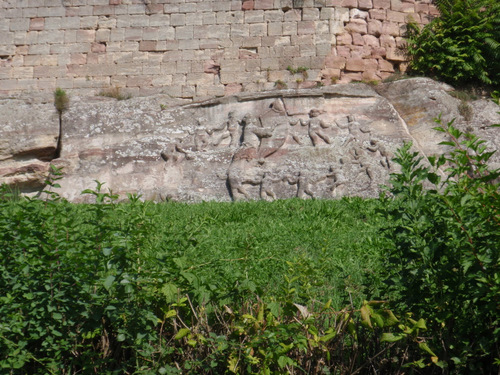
0, 97, 59, 193
1, 78, 499, 202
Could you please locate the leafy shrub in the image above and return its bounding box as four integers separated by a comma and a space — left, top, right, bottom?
405, 0, 500, 86
0, 174, 436, 373
381, 116, 500, 373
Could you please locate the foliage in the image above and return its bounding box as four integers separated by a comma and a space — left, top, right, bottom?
98, 87, 132, 101
53, 88, 69, 114
381, 116, 500, 373
405, 0, 500, 86
0, 176, 436, 373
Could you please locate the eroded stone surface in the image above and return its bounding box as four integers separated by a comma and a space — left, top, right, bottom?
0, 97, 59, 192
1, 78, 498, 201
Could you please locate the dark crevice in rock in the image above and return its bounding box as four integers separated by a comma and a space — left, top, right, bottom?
13, 147, 57, 162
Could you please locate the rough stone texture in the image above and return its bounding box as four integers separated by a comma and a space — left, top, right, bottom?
0, 0, 438, 99
1, 78, 498, 201
0, 97, 59, 192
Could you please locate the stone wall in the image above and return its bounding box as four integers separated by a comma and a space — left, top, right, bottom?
0, 0, 438, 100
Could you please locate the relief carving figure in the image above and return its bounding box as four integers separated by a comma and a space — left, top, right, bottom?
326, 163, 348, 197
227, 148, 264, 200
284, 171, 315, 198
161, 137, 195, 163
367, 139, 393, 170
210, 111, 241, 148
301, 109, 332, 146
260, 171, 278, 201
227, 111, 242, 148
160, 143, 178, 163
349, 146, 374, 187
241, 114, 269, 149
258, 99, 289, 155
339, 115, 371, 145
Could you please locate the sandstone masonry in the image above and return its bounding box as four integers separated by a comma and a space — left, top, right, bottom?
0, 0, 438, 100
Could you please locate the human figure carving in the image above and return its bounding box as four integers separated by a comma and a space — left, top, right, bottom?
350, 146, 374, 183
260, 171, 278, 201
227, 111, 242, 148
300, 109, 332, 146
283, 171, 315, 198
241, 114, 269, 148
227, 149, 265, 200
338, 115, 371, 146
367, 139, 393, 170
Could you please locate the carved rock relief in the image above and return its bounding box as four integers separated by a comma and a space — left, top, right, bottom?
156, 96, 402, 201
7, 79, 494, 202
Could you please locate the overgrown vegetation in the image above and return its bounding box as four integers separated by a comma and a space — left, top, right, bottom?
380, 116, 500, 374
405, 0, 500, 87
0, 176, 436, 373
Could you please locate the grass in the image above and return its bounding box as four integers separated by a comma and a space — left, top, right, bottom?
98, 86, 132, 100
147, 197, 388, 308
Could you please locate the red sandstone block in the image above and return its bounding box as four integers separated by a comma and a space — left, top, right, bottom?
352, 33, 364, 46
225, 83, 243, 96
346, 58, 365, 71
363, 34, 379, 47
70, 53, 87, 65
341, 0, 358, 8
390, 0, 403, 11
381, 21, 399, 36
386, 46, 405, 61
378, 58, 395, 72
370, 46, 386, 58
340, 71, 363, 82
363, 58, 378, 70
361, 69, 381, 81
379, 34, 396, 47
386, 10, 406, 22
369, 9, 386, 20
345, 19, 367, 34
254, 0, 274, 10
336, 33, 352, 45
336, 45, 351, 58
325, 55, 346, 69
415, 3, 429, 13
109, 0, 121, 4
429, 4, 440, 16
297, 21, 315, 35
367, 19, 382, 36
373, 0, 390, 9
91, 42, 106, 53
29, 17, 44, 31
350, 45, 372, 58
358, 0, 373, 10
242, 0, 254, 10
400, 3, 415, 13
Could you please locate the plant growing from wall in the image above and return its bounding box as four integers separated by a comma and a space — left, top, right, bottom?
405, 0, 500, 87
53, 88, 69, 159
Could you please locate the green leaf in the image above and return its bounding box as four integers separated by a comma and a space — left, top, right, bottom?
117, 333, 126, 342
419, 342, 437, 357
103, 275, 115, 291
381, 332, 406, 342
175, 328, 191, 340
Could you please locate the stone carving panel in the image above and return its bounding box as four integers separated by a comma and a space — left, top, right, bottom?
4, 79, 496, 202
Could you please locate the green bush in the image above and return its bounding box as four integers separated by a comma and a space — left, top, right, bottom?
405, 0, 500, 86
0, 174, 436, 373
381, 116, 500, 373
